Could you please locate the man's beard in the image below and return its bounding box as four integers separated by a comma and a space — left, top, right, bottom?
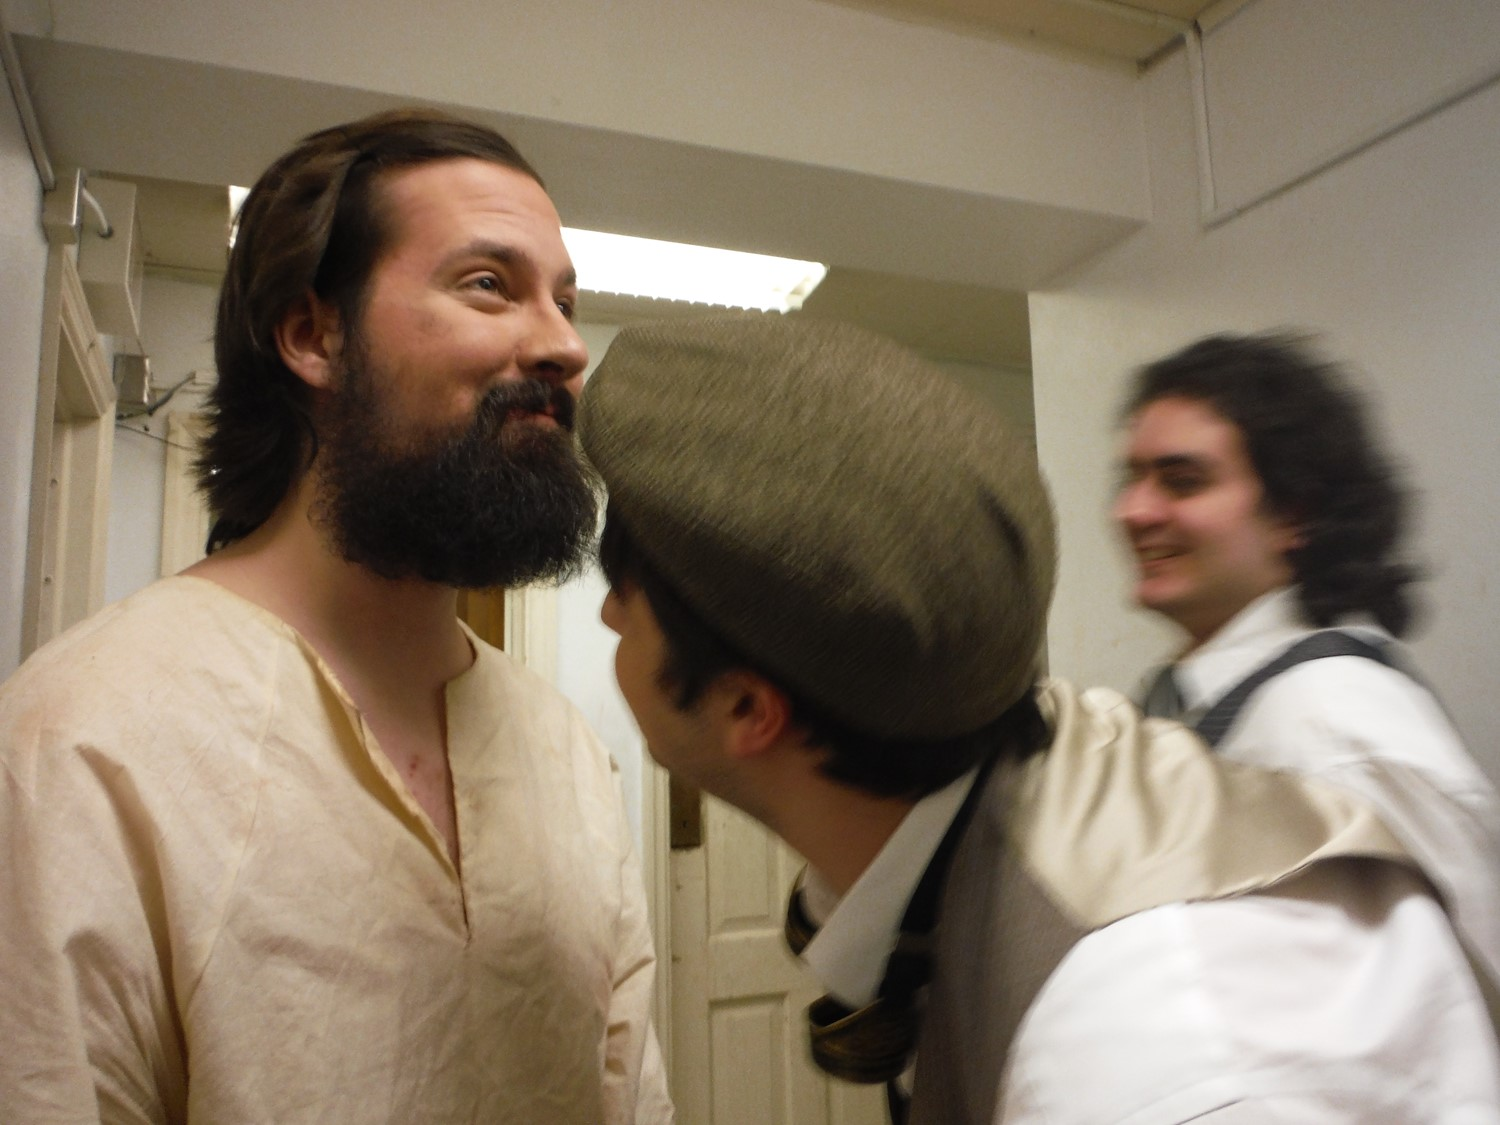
312, 350, 599, 590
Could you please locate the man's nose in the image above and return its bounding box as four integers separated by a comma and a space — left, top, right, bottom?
1113, 480, 1164, 530
520, 304, 589, 391
600, 589, 623, 635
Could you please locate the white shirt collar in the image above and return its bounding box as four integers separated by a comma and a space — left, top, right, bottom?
1175, 586, 1385, 710
799, 766, 978, 1008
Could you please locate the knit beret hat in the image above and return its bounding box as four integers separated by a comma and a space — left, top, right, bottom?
578, 313, 1056, 740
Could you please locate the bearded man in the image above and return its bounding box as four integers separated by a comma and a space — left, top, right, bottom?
0, 110, 672, 1125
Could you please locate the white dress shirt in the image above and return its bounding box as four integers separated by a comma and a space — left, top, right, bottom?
1170, 587, 1500, 984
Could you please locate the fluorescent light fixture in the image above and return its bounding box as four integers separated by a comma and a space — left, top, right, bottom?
228, 185, 250, 248
562, 228, 827, 313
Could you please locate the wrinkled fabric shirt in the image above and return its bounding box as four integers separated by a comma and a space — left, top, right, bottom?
0, 576, 673, 1124
803, 680, 1500, 1123
1169, 586, 1500, 984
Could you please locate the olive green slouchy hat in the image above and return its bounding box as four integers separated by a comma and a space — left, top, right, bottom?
578, 314, 1056, 740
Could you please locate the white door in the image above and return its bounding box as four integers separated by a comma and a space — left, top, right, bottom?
666, 778, 886, 1125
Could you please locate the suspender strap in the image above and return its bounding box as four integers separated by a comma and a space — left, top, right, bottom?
1194, 631, 1395, 749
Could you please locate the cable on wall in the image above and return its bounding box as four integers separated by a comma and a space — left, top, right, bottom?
80, 185, 114, 239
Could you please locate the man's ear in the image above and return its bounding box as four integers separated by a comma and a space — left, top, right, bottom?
717, 670, 795, 762
1276, 512, 1309, 553
274, 292, 343, 391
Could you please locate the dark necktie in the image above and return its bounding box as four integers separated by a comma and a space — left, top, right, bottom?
1141, 663, 1185, 720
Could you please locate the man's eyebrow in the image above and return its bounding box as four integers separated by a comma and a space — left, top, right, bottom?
1123, 452, 1214, 473
441, 238, 521, 269
441, 239, 578, 288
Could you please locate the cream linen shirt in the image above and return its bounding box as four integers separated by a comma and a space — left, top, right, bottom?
0, 576, 672, 1124
802, 683, 1500, 1123
1168, 587, 1500, 984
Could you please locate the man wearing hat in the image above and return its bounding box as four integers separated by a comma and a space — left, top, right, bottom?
579, 314, 1500, 1124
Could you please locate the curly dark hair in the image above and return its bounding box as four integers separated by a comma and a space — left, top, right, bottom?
1122, 331, 1420, 636
598, 506, 1049, 800
196, 108, 542, 551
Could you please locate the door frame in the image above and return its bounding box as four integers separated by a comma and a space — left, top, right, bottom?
21, 241, 115, 657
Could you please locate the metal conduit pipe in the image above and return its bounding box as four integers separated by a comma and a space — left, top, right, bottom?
0, 8, 55, 191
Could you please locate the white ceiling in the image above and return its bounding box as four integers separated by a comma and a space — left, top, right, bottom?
825, 0, 1219, 65
55, 0, 1220, 369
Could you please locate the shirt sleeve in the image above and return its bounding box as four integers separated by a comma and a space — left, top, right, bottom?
0, 714, 183, 1124
1229, 658, 1500, 981
995, 860, 1500, 1124
599, 756, 675, 1125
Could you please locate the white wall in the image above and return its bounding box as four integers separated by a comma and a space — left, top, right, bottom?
935, 357, 1035, 446
107, 418, 165, 600
0, 79, 46, 679
1031, 35, 1500, 773
105, 271, 217, 602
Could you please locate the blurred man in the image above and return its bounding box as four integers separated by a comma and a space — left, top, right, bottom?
1115, 331, 1500, 984
581, 314, 1498, 1124
0, 110, 670, 1123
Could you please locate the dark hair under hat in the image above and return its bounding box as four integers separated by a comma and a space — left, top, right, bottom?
578, 313, 1056, 740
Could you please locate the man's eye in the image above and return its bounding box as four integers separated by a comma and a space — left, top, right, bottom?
557, 297, 577, 321
468, 274, 504, 294
1162, 474, 1206, 496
